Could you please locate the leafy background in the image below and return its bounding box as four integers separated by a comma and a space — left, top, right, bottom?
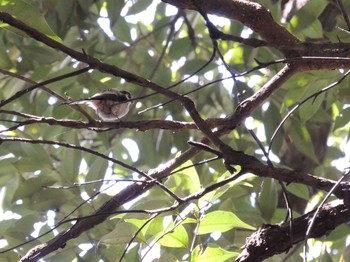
0, 0, 350, 261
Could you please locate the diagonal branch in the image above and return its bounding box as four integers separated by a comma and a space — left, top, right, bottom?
236, 201, 350, 262
2, 131, 349, 261
162, 0, 301, 54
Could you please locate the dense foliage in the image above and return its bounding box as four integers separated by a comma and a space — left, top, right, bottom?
1, 0, 350, 261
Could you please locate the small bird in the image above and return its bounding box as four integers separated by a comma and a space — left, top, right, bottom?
64, 89, 132, 122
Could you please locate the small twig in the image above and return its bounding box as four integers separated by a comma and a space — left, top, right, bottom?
138, 48, 217, 114
119, 213, 159, 262
0, 136, 148, 178
268, 70, 350, 154
0, 66, 91, 108
336, 0, 350, 32
44, 178, 146, 189
248, 128, 293, 229
188, 140, 222, 157
0, 181, 119, 254
148, 11, 181, 80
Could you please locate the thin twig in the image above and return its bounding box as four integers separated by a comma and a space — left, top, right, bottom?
303, 170, 350, 262
268, 70, 350, 154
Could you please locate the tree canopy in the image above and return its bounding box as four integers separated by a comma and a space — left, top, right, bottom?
1, 0, 350, 261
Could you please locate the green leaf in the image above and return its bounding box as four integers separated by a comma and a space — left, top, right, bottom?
0, 158, 17, 178
19, 142, 52, 169
197, 211, 255, 235
258, 179, 277, 223
126, 0, 152, 16
144, 216, 166, 237
29, 188, 75, 211
289, 119, 318, 162
84, 157, 108, 196
13, 173, 57, 200
288, 0, 327, 34
180, 59, 217, 75
106, 0, 124, 26
168, 37, 192, 60
0, 45, 13, 68
59, 132, 81, 182
300, 19, 323, 39
1, 0, 61, 42
286, 183, 309, 200
158, 224, 189, 248
199, 171, 253, 207
299, 92, 324, 124
124, 218, 149, 239
14, 157, 47, 173
100, 221, 144, 245
191, 244, 239, 262
21, 45, 60, 64
165, 159, 201, 197
113, 17, 132, 42
334, 107, 350, 130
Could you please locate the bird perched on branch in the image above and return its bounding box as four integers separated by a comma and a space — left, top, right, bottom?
64, 89, 132, 122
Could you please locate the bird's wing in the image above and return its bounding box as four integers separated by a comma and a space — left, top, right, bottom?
90, 92, 129, 102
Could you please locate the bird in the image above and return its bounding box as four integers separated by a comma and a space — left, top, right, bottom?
64, 89, 132, 122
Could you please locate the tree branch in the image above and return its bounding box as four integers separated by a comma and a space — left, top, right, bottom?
162, 0, 301, 54
0, 110, 220, 132
236, 201, 350, 262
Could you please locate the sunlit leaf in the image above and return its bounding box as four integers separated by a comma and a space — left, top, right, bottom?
165, 158, 201, 197
100, 221, 145, 245
1, 0, 61, 41
199, 171, 252, 207
197, 211, 255, 235
126, 0, 152, 16
191, 244, 239, 262
286, 183, 309, 200
158, 224, 189, 248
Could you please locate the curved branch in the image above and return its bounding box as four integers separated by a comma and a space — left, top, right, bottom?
236, 201, 350, 262
227, 64, 296, 131
162, 0, 301, 54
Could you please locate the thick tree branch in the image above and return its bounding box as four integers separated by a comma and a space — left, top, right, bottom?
162, 0, 350, 58
0, 12, 181, 101
162, 0, 301, 53
0, 11, 225, 147
236, 201, 350, 262
1, 134, 348, 261
228, 64, 296, 130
